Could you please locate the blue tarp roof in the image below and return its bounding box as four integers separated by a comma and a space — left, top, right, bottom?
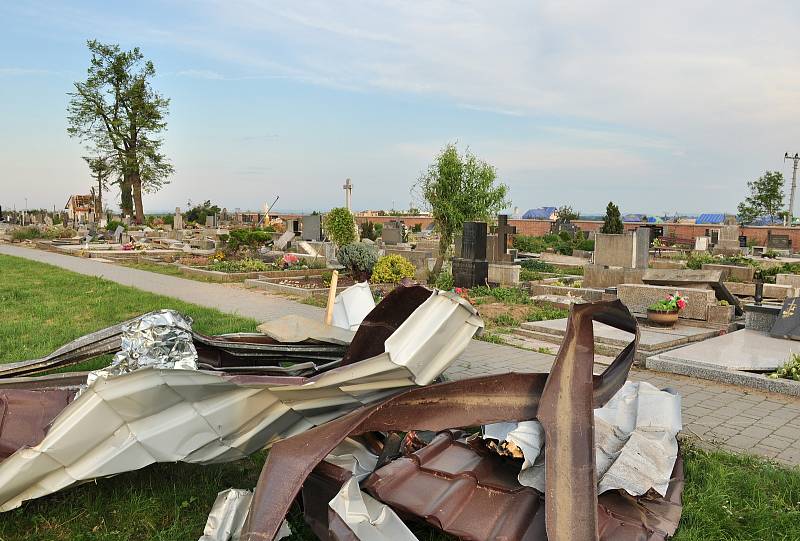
522, 207, 556, 219
695, 213, 725, 225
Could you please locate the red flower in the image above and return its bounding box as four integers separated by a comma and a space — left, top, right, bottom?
677, 299, 687, 310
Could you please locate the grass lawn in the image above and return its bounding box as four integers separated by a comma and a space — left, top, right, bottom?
1, 254, 800, 540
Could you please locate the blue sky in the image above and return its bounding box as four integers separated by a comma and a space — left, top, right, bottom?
2, 1, 800, 215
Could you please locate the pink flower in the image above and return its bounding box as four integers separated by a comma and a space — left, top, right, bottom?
455, 287, 464, 294
282, 253, 299, 265
677, 299, 687, 310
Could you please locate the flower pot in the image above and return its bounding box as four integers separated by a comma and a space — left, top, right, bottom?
647, 309, 679, 327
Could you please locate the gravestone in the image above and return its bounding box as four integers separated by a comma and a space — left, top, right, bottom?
593, 229, 649, 268
44, 215, 53, 227
301, 214, 323, 241
452, 221, 488, 288
694, 236, 710, 252
769, 297, 800, 340
381, 220, 404, 245
112, 225, 125, 244
173, 208, 183, 230
274, 230, 295, 250
490, 214, 516, 263
713, 217, 742, 254
205, 215, 218, 228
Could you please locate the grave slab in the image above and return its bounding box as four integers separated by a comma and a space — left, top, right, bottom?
652, 328, 800, 371
617, 284, 715, 320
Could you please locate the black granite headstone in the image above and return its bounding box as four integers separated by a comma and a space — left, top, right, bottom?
452, 221, 489, 288
738, 235, 747, 248
461, 222, 487, 260
769, 297, 800, 340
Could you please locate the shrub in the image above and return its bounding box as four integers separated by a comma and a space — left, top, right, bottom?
106, 220, 127, 233
558, 230, 572, 242
686, 253, 717, 270
520, 259, 556, 273
207, 258, 271, 273
337, 243, 378, 281
324, 207, 357, 246
359, 221, 379, 241
11, 226, 42, 241
520, 269, 542, 282
769, 353, 800, 381
434, 271, 454, 290
513, 235, 547, 253
225, 228, 273, 252
371, 254, 416, 284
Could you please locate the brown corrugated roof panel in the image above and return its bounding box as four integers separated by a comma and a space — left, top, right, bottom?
362, 431, 683, 541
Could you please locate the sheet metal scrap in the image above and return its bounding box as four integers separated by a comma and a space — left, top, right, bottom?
241, 299, 644, 541
0, 314, 353, 380
357, 431, 683, 541
0, 285, 481, 512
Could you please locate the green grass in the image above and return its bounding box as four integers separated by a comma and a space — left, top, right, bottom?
2, 255, 800, 540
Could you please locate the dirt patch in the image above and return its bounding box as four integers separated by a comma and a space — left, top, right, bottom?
476, 303, 531, 322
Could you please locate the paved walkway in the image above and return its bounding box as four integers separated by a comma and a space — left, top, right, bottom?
3, 244, 800, 467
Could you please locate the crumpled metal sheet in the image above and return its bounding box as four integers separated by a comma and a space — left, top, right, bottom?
82, 310, 198, 392
107, 309, 198, 373
358, 430, 683, 541
0, 389, 74, 461
328, 478, 417, 541
332, 282, 377, 332
0, 286, 481, 512
256, 315, 355, 345
538, 300, 638, 541
199, 488, 291, 541
239, 299, 641, 541
484, 381, 681, 497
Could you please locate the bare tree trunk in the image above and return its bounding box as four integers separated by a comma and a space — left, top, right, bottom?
432, 231, 451, 276
96, 175, 103, 217
131, 172, 145, 224
120, 175, 133, 217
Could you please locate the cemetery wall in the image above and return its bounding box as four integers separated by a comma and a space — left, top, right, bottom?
353, 215, 435, 229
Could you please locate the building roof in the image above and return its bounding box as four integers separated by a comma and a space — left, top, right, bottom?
695, 213, 725, 225
521, 207, 557, 220
65, 195, 94, 211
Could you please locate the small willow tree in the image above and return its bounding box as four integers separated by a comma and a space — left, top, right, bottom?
416, 143, 509, 274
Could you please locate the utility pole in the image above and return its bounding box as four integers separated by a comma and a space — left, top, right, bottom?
785, 152, 799, 225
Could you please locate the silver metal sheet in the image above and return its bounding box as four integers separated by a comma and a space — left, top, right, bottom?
484, 381, 681, 497
0, 289, 482, 512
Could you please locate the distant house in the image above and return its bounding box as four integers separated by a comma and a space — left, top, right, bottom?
65, 195, 94, 222
522, 207, 558, 220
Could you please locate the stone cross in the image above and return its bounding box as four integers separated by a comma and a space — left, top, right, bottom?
492, 214, 516, 263
343, 178, 353, 211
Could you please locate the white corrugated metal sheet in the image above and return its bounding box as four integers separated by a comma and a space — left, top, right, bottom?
0, 290, 483, 511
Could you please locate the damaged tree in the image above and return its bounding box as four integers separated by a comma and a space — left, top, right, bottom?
67, 40, 173, 223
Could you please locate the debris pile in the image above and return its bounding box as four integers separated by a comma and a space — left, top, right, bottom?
0, 283, 685, 540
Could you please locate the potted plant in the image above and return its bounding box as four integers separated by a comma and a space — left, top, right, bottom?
647, 292, 687, 326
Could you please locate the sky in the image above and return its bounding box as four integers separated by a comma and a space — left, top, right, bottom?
1, 1, 800, 216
